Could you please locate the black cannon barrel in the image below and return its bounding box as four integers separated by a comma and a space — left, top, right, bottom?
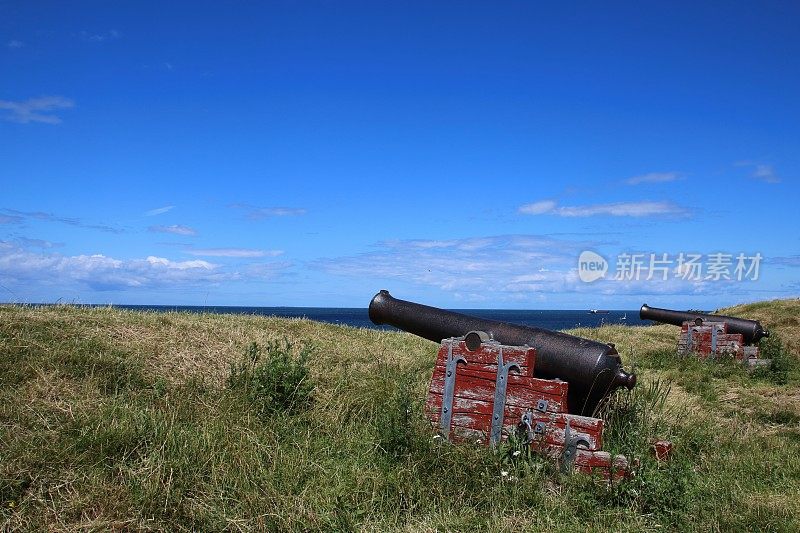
639, 304, 769, 344
369, 290, 636, 416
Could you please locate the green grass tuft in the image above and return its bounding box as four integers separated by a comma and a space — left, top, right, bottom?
227, 339, 314, 417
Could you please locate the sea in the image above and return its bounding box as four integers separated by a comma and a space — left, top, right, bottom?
100, 305, 650, 331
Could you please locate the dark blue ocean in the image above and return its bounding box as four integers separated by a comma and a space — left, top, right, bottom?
104, 305, 649, 331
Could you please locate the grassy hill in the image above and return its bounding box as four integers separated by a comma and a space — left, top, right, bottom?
1, 299, 799, 531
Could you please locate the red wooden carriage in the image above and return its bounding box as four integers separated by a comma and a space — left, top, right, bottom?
678, 321, 763, 364
425, 333, 631, 479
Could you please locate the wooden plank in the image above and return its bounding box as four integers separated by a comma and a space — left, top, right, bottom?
427, 394, 603, 450
431, 364, 569, 396
429, 367, 568, 410
435, 342, 535, 367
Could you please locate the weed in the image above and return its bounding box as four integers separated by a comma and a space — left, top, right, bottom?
752, 333, 796, 385
373, 373, 421, 461
599, 378, 671, 457
228, 339, 314, 416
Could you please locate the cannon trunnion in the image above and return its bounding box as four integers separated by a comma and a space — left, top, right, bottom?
369, 290, 636, 416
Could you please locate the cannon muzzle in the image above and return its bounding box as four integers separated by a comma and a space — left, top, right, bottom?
639, 303, 769, 344
370, 290, 636, 416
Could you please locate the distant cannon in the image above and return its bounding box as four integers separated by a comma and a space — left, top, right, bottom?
639, 304, 769, 345
369, 290, 636, 415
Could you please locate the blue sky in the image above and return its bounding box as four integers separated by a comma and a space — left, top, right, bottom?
1, 1, 798, 308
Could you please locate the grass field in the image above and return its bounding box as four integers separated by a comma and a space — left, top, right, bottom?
1, 299, 799, 531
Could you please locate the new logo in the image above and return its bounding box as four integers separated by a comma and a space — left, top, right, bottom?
578, 251, 608, 283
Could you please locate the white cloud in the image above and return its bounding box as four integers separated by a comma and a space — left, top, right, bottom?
144, 205, 175, 216
144, 256, 214, 269
735, 161, 781, 184
518, 200, 689, 217
0, 96, 75, 124
245, 262, 293, 279
752, 164, 780, 184
7, 40, 23, 49
0, 246, 224, 291
625, 172, 683, 185
2, 208, 122, 233
0, 214, 24, 224
230, 204, 307, 219
315, 235, 592, 296
13, 237, 63, 249
185, 248, 283, 258
0, 243, 292, 293
148, 224, 196, 236
79, 30, 121, 42
518, 200, 557, 215
770, 255, 800, 267
315, 235, 725, 301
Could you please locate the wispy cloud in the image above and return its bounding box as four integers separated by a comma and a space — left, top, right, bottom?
735, 161, 781, 184
314, 235, 712, 301
0, 247, 221, 291
770, 255, 800, 267
185, 248, 283, 258
12, 237, 63, 249
625, 171, 683, 185
752, 164, 780, 184
7, 40, 24, 49
148, 224, 197, 236
518, 200, 689, 217
518, 200, 558, 215
0, 96, 75, 124
230, 203, 307, 220
314, 235, 592, 299
144, 205, 175, 216
0, 243, 292, 292
79, 30, 121, 42
2, 209, 123, 233
244, 262, 293, 279
0, 214, 24, 224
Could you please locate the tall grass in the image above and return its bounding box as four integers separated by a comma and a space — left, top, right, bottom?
1, 302, 799, 530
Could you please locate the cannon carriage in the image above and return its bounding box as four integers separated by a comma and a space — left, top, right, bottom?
640, 304, 770, 365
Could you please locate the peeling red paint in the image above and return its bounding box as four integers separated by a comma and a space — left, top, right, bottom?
678, 321, 762, 361
427, 337, 631, 480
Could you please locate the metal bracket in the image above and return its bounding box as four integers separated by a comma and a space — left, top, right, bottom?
439, 340, 466, 439
490, 347, 520, 446
519, 411, 547, 445
711, 324, 719, 354
560, 420, 590, 474
536, 399, 549, 412
519, 411, 533, 444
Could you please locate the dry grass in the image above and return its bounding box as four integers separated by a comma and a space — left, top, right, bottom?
1, 299, 799, 531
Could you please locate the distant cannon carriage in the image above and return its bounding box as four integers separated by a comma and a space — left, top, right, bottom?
639, 304, 770, 365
